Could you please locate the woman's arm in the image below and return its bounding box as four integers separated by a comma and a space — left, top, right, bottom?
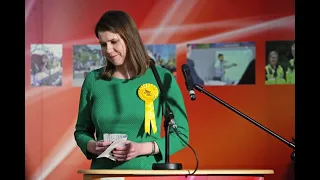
139, 141, 160, 155
74, 71, 96, 159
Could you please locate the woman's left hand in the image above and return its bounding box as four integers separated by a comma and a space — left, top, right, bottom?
112, 141, 143, 161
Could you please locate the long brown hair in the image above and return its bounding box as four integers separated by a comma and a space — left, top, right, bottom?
95, 10, 152, 80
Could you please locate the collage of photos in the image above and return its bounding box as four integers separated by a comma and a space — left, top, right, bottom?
72, 45, 105, 87
145, 44, 177, 78
30, 44, 63, 86
186, 42, 256, 86
265, 40, 295, 85
29, 40, 295, 88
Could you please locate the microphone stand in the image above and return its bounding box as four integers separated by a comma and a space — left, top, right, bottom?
149, 64, 183, 170
193, 84, 295, 162
152, 104, 183, 170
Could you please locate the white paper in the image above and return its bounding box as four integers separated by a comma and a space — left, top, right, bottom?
97, 134, 128, 161
103, 133, 128, 142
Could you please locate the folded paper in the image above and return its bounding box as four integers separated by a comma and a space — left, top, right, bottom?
97, 134, 128, 161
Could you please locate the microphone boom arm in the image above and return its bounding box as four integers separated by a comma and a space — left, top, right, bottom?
193, 84, 295, 161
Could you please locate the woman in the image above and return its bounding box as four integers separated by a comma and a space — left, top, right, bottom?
265, 51, 286, 84
74, 10, 190, 169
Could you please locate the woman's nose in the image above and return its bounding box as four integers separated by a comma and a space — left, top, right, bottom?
106, 47, 113, 54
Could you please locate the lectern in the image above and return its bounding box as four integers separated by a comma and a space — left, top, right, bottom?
77, 169, 274, 180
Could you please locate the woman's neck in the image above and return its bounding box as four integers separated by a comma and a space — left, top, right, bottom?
113, 63, 134, 79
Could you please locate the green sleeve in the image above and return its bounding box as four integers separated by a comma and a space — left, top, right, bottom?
154, 68, 190, 161
74, 72, 96, 159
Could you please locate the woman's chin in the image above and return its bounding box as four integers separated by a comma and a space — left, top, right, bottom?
109, 58, 125, 67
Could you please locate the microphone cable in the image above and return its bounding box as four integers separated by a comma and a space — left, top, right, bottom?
150, 63, 199, 175
171, 126, 199, 175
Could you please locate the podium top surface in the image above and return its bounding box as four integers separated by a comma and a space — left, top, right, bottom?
77, 169, 274, 175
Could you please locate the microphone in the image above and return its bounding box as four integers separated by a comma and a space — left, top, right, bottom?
181, 64, 196, 100
150, 63, 200, 174
181, 63, 295, 162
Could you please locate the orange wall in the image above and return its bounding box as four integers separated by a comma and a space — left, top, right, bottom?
25, 0, 295, 180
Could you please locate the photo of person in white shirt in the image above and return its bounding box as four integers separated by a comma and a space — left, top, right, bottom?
213, 53, 237, 82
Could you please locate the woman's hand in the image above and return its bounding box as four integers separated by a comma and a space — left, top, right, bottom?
112, 141, 144, 161
87, 140, 113, 155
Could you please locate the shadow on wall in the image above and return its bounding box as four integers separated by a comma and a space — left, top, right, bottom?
284, 162, 294, 180
25, 153, 33, 180
25, 160, 30, 180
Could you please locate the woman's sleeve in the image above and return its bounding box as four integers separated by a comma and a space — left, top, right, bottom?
74, 72, 96, 159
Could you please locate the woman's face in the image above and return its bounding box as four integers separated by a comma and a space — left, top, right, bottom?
269, 53, 278, 65
98, 31, 127, 67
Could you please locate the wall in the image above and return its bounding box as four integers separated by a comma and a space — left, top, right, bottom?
25, 0, 295, 179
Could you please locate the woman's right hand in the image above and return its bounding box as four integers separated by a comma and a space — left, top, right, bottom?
87, 140, 113, 155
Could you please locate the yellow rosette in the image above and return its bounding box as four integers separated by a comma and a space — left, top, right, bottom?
138, 83, 159, 135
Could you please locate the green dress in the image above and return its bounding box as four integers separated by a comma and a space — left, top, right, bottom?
74, 66, 190, 169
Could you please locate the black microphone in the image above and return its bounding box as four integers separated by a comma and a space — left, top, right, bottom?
183, 64, 295, 162
181, 64, 196, 100
150, 63, 200, 174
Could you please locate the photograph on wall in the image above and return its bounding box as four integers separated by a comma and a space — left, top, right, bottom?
144, 44, 177, 78
186, 42, 256, 86
30, 44, 63, 87
265, 40, 295, 85
72, 45, 105, 87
